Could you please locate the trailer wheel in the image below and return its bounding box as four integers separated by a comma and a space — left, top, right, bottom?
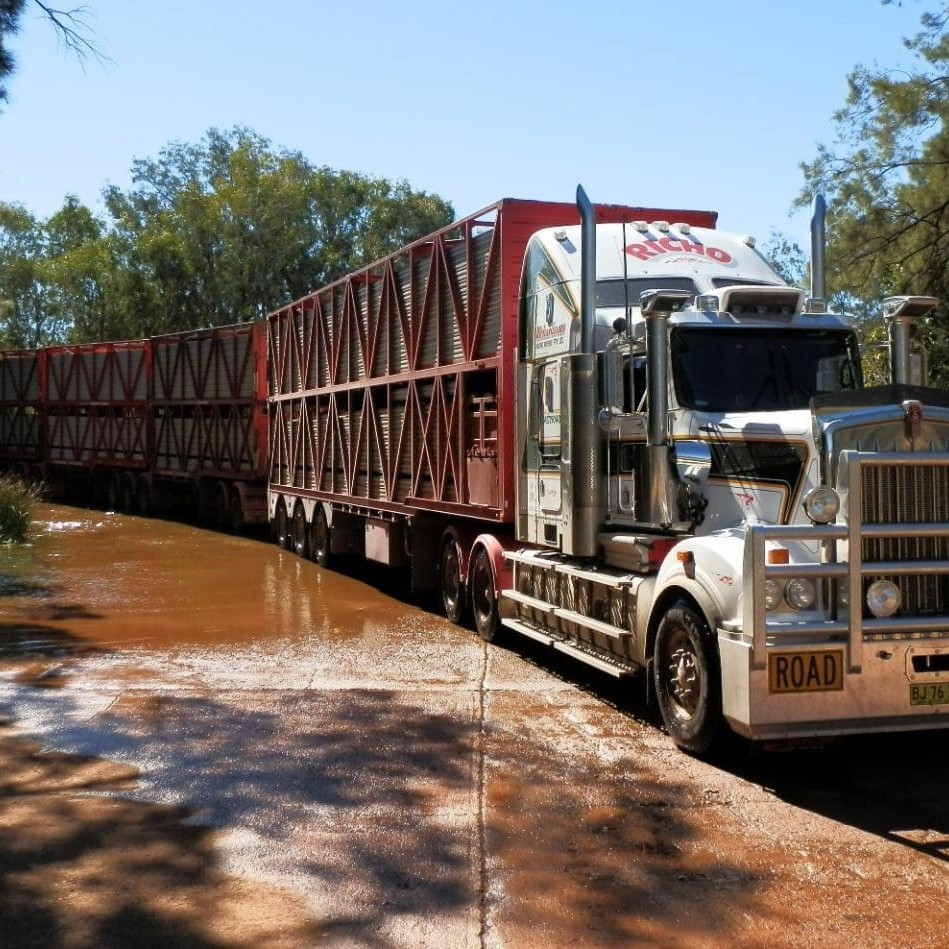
106, 472, 121, 511
228, 493, 244, 535
440, 537, 468, 625
292, 503, 309, 558
653, 601, 723, 755
274, 499, 290, 549
470, 546, 501, 643
212, 485, 230, 532
312, 505, 332, 567
135, 476, 151, 517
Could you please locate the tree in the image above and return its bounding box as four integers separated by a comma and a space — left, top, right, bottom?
0, 127, 456, 343
798, 4, 949, 384
0, 201, 60, 346
760, 231, 806, 287
0, 1, 26, 104
39, 195, 116, 341
1, 1, 100, 106
100, 127, 454, 337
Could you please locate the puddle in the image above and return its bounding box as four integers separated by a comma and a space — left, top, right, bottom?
0, 503, 421, 655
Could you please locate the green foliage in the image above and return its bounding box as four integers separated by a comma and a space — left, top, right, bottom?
0, 201, 62, 347
0, 473, 39, 544
0, 126, 455, 343
798, 5, 949, 386
0, 0, 26, 103
1, 1, 100, 108
760, 231, 806, 286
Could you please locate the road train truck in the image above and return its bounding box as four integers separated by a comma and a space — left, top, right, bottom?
266, 189, 949, 753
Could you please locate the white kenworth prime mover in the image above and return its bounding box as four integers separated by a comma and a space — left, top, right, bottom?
496, 187, 948, 753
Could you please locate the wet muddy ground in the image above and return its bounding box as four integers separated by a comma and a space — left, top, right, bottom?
0, 505, 947, 947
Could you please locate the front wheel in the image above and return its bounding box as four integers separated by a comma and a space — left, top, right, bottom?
469, 546, 501, 643
653, 602, 723, 755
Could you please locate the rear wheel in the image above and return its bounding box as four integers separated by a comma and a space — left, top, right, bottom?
228, 493, 244, 535
440, 538, 468, 625
212, 485, 230, 531
653, 601, 723, 755
273, 499, 290, 549
470, 546, 501, 643
135, 476, 151, 517
312, 505, 332, 567
292, 503, 309, 558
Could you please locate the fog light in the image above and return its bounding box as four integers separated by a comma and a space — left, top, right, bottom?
867, 579, 900, 618
765, 579, 784, 611
786, 578, 816, 611
803, 486, 840, 524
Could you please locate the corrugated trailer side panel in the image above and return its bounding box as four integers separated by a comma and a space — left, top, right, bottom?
268, 200, 517, 522
268, 198, 715, 524
0, 348, 45, 465
152, 322, 268, 479
45, 341, 150, 468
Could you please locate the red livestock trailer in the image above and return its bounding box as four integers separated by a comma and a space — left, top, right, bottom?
0, 348, 46, 474
150, 322, 268, 529
265, 197, 717, 601
0, 323, 268, 529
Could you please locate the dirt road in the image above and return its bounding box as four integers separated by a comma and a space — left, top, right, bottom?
0, 506, 946, 947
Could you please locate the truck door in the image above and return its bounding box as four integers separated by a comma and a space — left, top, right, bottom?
537, 358, 562, 521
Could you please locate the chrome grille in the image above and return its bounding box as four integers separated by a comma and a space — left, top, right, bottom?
861, 463, 949, 614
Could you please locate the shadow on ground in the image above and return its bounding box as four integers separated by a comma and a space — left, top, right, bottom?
0, 727, 321, 948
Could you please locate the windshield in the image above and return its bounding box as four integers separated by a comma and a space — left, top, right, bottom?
596, 277, 697, 308
671, 327, 861, 412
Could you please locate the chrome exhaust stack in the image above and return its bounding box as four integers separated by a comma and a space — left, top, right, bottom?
639, 289, 691, 529
576, 184, 596, 355
884, 295, 939, 385
809, 194, 826, 310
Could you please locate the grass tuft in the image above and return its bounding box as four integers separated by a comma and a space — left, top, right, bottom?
0, 475, 41, 544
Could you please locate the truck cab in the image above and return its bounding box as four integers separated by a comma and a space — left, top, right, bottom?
501, 189, 948, 753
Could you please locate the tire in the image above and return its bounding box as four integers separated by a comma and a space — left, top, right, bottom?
273, 500, 290, 549
470, 546, 501, 643
653, 601, 723, 755
292, 503, 309, 558
228, 493, 244, 535
135, 477, 151, 517
440, 538, 468, 625
212, 486, 230, 532
312, 505, 332, 567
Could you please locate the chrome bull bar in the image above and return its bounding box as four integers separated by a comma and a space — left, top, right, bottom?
743, 451, 949, 675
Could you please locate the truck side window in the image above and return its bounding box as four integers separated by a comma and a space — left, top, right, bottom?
627, 355, 647, 413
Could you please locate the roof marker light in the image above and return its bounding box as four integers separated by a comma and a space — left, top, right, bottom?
696, 294, 718, 312
673, 222, 691, 235
633, 221, 649, 233
554, 228, 568, 242
654, 221, 670, 233
741, 235, 757, 249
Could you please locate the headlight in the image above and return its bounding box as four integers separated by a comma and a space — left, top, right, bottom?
867, 579, 900, 618
803, 486, 840, 524
764, 579, 784, 611
785, 577, 816, 611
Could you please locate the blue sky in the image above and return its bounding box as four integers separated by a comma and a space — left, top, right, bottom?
0, 0, 926, 252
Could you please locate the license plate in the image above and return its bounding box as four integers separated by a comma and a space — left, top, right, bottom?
909, 682, 949, 706
768, 650, 844, 693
